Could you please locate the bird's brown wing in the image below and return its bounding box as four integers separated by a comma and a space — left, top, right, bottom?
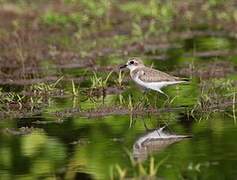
137, 67, 181, 82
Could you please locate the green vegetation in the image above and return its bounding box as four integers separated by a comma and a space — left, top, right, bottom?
0, 0, 236, 179
90, 71, 113, 89
111, 156, 167, 179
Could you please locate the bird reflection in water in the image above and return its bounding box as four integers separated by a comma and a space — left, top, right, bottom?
133, 126, 191, 162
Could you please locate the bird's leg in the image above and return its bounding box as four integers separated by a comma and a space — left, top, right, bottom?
158, 89, 172, 108
155, 92, 161, 108
158, 89, 170, 102
142, 118, 149, 131
129, 113, 135, 128
159, 90, 169, 99
137, 88, 149, 108
143, 88, 149, 96
143, 88, 150, 107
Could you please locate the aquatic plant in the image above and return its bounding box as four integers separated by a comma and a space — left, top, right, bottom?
116, 70, 125, 88
90, 71, 113, 89
190, 79, 237, 120
71, 79, 80, 96
30, 77, 63, 95
111, 155, 168, 179
0, 89, 25, 110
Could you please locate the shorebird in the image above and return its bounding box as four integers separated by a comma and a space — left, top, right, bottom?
120, 57, 187, 97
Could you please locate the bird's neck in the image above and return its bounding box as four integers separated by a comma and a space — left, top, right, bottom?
129, 65, 144, 72
130, 66, 144, 78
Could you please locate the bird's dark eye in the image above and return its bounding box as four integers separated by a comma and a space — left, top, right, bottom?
130, 61, 134, 64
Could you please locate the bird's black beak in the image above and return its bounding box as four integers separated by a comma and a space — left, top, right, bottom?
119, 64, 127, 69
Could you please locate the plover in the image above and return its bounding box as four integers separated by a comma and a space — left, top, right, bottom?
120, 57, 187, 97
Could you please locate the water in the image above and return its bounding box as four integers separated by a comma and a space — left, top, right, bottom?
0, 3, 237, 178
0, 105, 237, 179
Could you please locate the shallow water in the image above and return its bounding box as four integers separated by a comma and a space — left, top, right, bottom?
0, 96, 237, 179
0, 17, 237, 180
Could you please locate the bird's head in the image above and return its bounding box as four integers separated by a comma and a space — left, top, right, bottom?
120, 58, 144, 71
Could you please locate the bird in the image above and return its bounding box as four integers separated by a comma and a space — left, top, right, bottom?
120, 57, 188, 97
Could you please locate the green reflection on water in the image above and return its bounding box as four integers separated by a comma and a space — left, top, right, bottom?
0, 1, 237, 179
1, 110, 237, 179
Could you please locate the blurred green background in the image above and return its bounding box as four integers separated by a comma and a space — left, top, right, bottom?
0, 0, 237, 179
